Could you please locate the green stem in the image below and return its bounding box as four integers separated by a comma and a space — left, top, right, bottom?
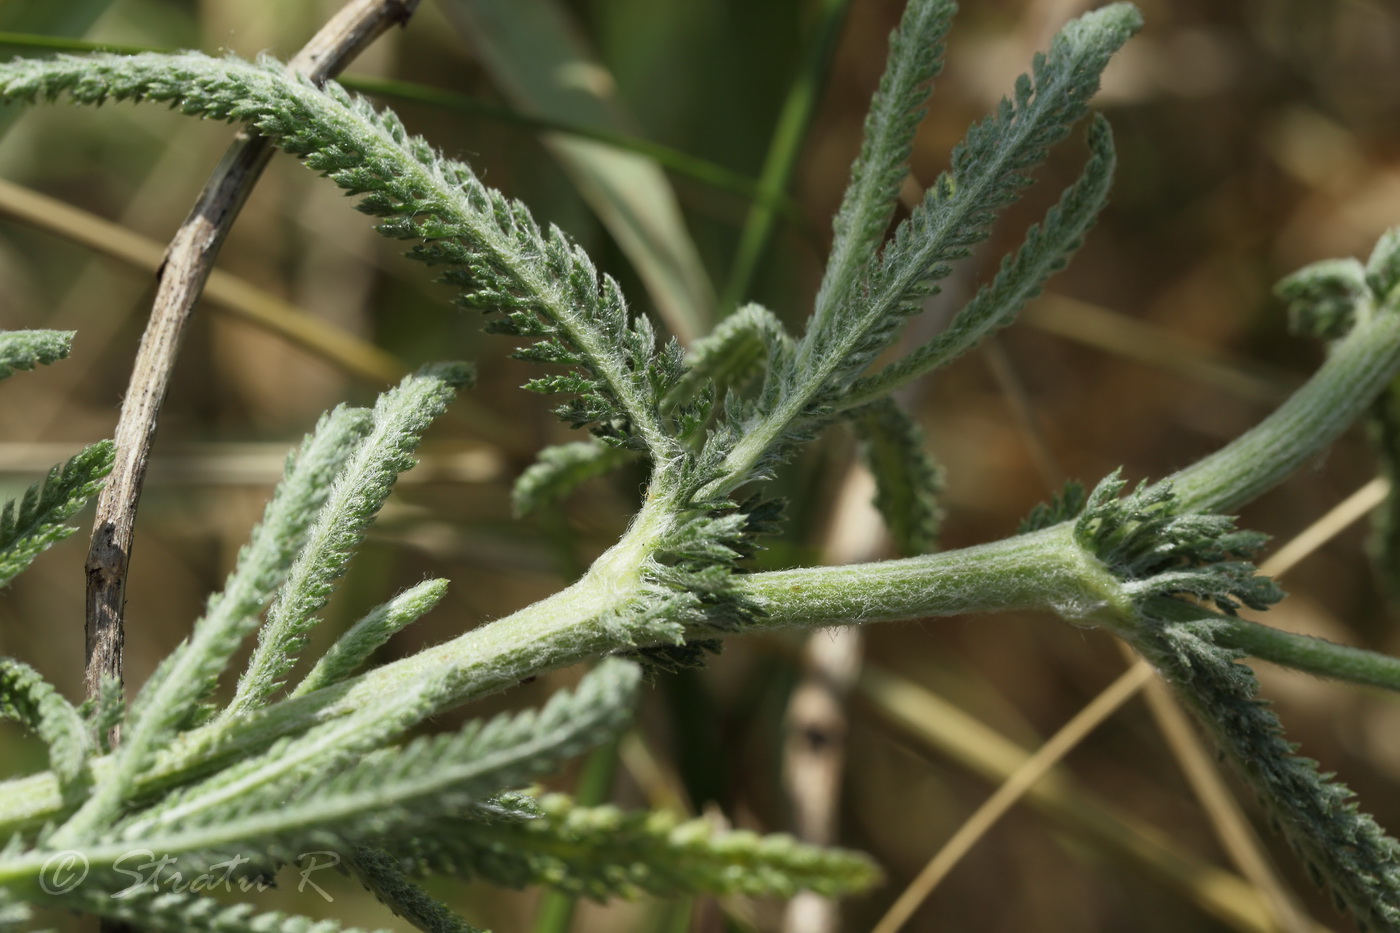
1216, 616, 1400, 692
730, 524, 1131, 630
7, 285, 1400, 850
1164, 294, 1400, 513
0, 496, 673, 836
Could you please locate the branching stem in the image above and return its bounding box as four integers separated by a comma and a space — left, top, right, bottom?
8, 292, 1400, 838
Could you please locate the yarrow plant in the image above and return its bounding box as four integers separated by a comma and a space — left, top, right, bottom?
2, 1, 1400, 931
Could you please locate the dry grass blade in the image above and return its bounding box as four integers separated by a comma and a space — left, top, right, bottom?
1259, 477, 1389, 579
858, 663, 1330, 933
0, 177, 405, 383
868, 663, 1154, 933
1022, 294, 1289, 403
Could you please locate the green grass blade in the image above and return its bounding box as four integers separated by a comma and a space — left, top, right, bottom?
441, 0, 715, 343
720, 0, 853, 314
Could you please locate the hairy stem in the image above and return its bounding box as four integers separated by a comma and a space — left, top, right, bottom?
1164, 291, 1400, 513
1215, 616, 1400, 692
8, 260, 1400, 869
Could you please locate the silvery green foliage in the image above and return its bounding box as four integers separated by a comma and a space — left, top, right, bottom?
810, 0, 956, 340
1134, 605, 1400, 931
226, 363, 475, 718
0, 658, 89, 793
0, 368, 871, 929
15, 0, 1400, 929
0, 328, 72, 379
843, 114, 1118, 409
1073, 472, 1282, 614
1061, 473, 1400, 927
0, 1, 1138, 500
0, 332, 112, 591
512, 440, 631, 517
429, 792, 880, 900
346, 846, 487, 933
290, 578, 449, 697
45, 366, 474, 851
0, 3, 1141, 927
0, 439, 113, 590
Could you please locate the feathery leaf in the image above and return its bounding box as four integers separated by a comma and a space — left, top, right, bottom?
1018, 479, 1088, 533
1075, 471, 1282, 615
49, 403, 378, 846
422, 792, 881, 901
845, 114, 1116, 407
291, 579, 449, 697
0, 329, 72, 380
347, 847, 487, 933
0, 51, 677, 458
0, 658, 89, 793
847, 398, 943, 555
61, 660, 639, 877
1277, 257, 1370, 342
117, 669, 459, 842
512, 441, 634, 517
705, 4, 1139, 499
227, 363, 472, 718
1068, 476, 1400, 926
1365, 226, 1400, 301
1132, 600, 1400, 931
811, 0, 957, 340
123, 403, 375, 748
86, 674, 124, 756
0, 440, 113, 590
677, 302, 794, 400
803, 6, 1138, 394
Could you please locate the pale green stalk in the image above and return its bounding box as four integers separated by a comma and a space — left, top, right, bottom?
1165, 290, 1400, 512
7, 281, 1400, 832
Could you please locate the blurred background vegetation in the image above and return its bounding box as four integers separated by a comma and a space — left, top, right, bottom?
1, 0, 1399, 930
